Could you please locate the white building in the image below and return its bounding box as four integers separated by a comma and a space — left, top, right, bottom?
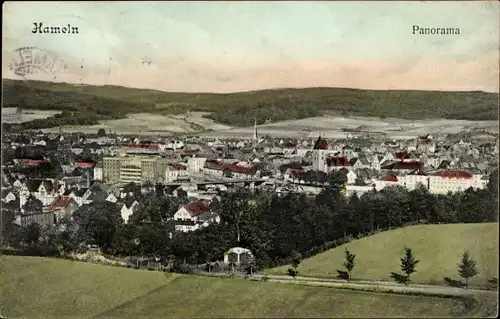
186, 156, 207, 172
346, 170, 357, 185
18, 179, 64, 210
120, 200, 140, 224
165, 141, 184, 150
345, 185, 374, 197
1, 191, 16, 203
165, 164, 189, 182
93, 164, 103, 181
173, 200, 220, 232
374, 170, 488, 194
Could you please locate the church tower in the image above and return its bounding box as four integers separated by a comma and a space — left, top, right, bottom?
312, 135, 329, 172
253, 117, 259, 147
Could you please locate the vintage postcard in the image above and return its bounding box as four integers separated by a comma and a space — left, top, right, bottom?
1, 1, 499, 318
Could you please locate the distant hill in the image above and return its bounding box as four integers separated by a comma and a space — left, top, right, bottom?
2, 79, 498, 131
266, 223, 499, 287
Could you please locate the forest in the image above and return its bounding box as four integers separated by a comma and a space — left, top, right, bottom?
3, 79, 498, 130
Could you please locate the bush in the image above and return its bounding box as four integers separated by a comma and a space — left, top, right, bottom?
390, 272, 409, 284
287, 268, 298, 278
444, 277, 466, 288
487, 277, 498, 289
336, 270, 350, 280
172, 263, 193, 274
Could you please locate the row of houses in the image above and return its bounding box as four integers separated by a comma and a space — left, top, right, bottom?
2, 177, 221, 234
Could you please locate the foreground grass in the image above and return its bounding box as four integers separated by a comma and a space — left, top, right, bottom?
267, 223, 499, 287
0, 256, 170, 318
0, 256, 488, 318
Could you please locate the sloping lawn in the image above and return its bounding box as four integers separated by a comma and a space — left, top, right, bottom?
267, 223, 498, 286
0, 256, 477, 318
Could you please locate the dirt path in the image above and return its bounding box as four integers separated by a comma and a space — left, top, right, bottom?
204, 272, 498, 297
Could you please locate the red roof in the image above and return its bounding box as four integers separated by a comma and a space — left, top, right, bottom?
383, 175, 399, 182
18, 159, 48, 166
429, 170, 473, 179
418, 135, 433, 145
327, 156, 350, 167
224, 163, 257, 174
313, 136, 328, 150
395, 151, 407, 160
290, 168, 305, 175
76, 161, 94, 168
183, 200, 211, 217
383, 161, 422, 170
123, 144, 160, 149
44, 196, 72, 212
284, 141, 297, 148
421, 139, 432, 145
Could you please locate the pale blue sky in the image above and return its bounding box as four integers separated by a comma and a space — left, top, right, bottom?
3, 1, 499, 92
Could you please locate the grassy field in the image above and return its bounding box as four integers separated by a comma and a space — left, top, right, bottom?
1, 256, 490, 318
267, 223, 499, 287
3, 79, 498, 129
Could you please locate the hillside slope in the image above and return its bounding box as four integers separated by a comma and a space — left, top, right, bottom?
267, 223, 498, 286
2, 79, 498, 129
0, 256, 485, 318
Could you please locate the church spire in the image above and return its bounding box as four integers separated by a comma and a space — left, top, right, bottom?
312, 135, 328, 150
253, 117, 259, 145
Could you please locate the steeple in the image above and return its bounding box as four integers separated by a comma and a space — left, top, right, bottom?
253, 118, 258, 139
253, 117, 259, 146
312, 135, 328, 150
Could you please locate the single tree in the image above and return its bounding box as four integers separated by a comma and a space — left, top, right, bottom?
22, 196, 43, 214
176, 188, 188, 201
72, 202, 123, 252
400, 247, 420, 286
24, 222, 41, 247
97, 128, 106, 137
223, 168, 233, 178
458, 251, 478, 290
216, 189, 251, 243
343, 248, 356, 282
288, 251, 301, 279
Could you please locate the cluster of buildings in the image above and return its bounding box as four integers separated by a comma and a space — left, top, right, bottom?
1, 128, 498, 235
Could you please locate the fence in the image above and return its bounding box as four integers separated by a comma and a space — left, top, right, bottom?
1, 246, 59, 257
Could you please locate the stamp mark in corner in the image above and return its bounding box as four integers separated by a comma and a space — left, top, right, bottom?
8, 46, 68, 77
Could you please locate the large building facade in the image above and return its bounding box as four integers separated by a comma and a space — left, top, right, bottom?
103, 155, 166, 184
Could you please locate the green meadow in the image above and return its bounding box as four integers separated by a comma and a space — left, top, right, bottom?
267, 223, 498, 287
2, 255, 493, 318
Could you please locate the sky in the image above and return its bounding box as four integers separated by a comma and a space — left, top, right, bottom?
2, 1, 499, 93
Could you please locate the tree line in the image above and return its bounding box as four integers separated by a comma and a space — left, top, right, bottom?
4, 79, 498, 130
2, 170, 498, 273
